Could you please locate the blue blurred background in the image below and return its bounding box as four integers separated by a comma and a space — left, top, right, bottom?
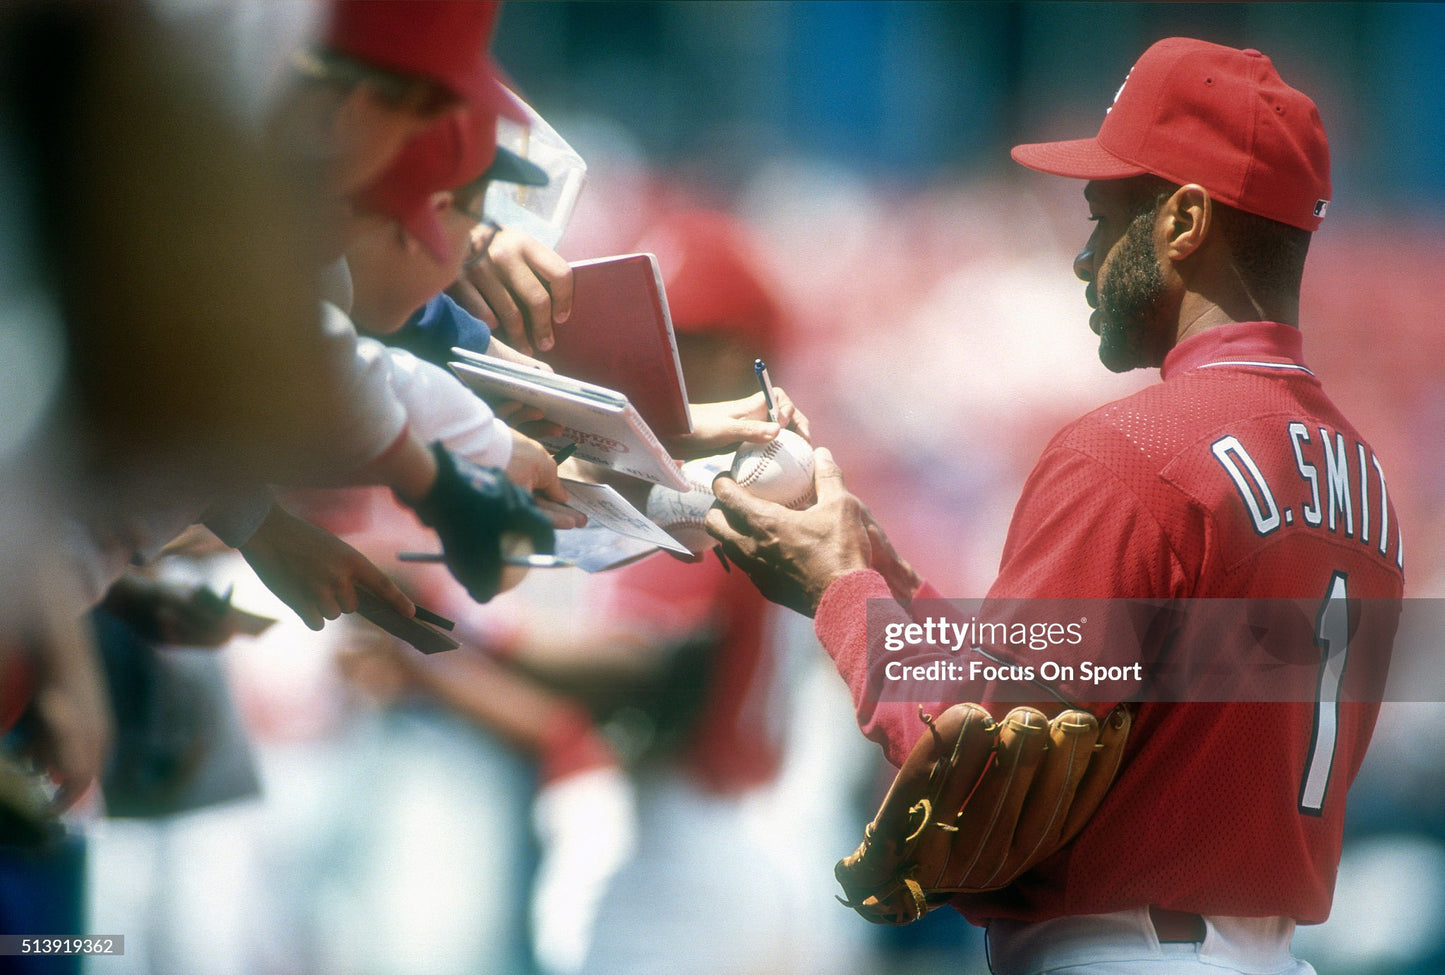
496, 1, 1445, 212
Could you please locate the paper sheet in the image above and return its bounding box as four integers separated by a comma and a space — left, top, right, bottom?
559, 478, 690, 556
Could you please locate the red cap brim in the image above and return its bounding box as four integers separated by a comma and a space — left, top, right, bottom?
1010, 137, 1150, 180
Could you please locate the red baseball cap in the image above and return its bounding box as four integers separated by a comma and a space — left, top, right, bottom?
355, 108, 546, 262
323, 0, 524, 121
638, 209, 783, 350
1011, 37, 1331, 231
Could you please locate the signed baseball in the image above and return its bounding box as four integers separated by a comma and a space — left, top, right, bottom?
645, 454, 732, 553
730, 429, 816, 509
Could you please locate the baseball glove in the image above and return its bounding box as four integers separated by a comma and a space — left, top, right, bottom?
835, 702, 1131, 925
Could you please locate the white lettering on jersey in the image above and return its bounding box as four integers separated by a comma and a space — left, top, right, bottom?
1319, 428, 1354, 537
1289, 422, 1323, 527
1372, 453, 1390, 559
1211, 424, 1401, 572
1357, 442, 1370, 546
1212, 436, 1281, 536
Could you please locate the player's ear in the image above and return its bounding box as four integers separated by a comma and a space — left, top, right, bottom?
1163, 183, 1212, 260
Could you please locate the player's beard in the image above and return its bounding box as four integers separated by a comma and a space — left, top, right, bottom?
1095, 207, 1168, 373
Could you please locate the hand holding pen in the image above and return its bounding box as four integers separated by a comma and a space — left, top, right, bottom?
755, 358, 779, 425
661, 361, 810, 459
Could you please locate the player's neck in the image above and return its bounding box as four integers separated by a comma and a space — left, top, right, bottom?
1175, 281, 1299, 348
1175, 241, 1301, 335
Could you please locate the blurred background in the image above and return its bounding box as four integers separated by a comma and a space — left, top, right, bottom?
47, 2, 1445, 973
492, 0, 1445, 598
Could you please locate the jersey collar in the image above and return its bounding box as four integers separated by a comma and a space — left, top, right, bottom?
1161, 321, 1310, 381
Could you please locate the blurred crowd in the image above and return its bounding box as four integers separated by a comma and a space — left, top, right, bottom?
1, 3, 1442, 975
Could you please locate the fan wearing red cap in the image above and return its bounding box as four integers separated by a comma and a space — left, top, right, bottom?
348, 106, 546, 331
705, 37, 1403, 975
249, 2, 575, 615
274, 0, 524, 198
341, 105, 572, 522
322, 0, 516, 113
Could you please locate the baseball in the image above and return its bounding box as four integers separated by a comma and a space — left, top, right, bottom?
645, 454, 732, 553
729, 428, 816, 509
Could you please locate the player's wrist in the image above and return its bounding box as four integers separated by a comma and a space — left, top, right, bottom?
816, 566, 889, 616
805, 558, 873, 614
384, 430, 440, 506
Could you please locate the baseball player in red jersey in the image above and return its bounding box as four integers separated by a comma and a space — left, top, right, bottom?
706, 37, 1404, 974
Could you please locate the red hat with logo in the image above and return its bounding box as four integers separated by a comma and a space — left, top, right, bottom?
1011, 37, 1331, 231
323, 0, 523, 121
356, 107, 542, 261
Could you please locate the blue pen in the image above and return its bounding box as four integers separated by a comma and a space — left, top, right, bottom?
754, 358, 779, 425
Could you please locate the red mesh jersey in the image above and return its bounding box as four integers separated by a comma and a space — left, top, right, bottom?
815, 320, 1404, 924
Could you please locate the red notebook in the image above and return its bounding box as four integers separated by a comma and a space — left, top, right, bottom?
539, 253, 693, 438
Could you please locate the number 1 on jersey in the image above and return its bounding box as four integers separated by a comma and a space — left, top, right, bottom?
1300, 572, 1349, 815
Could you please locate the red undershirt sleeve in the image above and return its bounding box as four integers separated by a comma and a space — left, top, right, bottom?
814, 569, 948, 767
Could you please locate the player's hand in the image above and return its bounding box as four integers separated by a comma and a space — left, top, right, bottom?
506, 431, 586, 529
706, 447, 869, 616
864, 509, 925, 604
449, 225, 574, 356
669, 387, 811, 460
240, 504, 415, 630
